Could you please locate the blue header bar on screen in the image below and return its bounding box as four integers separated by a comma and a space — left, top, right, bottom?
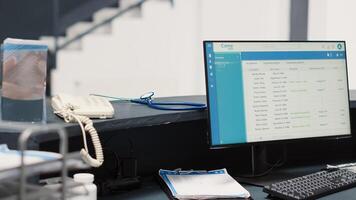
239, 51, 345, 60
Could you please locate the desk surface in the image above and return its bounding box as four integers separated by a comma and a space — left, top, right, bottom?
98, 177, 356, 200
0, 95, 207, 145
98, 164, 356, 200
46, 95, 206, 142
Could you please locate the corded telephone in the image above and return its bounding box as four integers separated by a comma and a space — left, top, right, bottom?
51, 94, 114, 167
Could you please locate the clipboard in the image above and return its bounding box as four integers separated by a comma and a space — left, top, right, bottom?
158, 168, 251, 199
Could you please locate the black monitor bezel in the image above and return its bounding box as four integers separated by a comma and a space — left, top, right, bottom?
203, 40, 352, 149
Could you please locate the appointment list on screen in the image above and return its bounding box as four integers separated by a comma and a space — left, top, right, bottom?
205, 42, 351, 146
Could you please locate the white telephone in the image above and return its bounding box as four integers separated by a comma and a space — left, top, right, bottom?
51, 94, 114, 167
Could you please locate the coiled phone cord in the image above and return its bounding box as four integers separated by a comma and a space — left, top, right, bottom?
54, 105, 104, 167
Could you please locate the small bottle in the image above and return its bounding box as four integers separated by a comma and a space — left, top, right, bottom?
71, 173, 97, 200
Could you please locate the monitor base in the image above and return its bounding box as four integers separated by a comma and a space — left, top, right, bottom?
232, 144, 292, 186
250, 144, 287, 176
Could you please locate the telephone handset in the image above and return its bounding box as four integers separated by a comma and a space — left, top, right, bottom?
51, 94, 114, 167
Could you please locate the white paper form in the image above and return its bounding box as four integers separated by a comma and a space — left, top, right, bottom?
159, 168, 250, 199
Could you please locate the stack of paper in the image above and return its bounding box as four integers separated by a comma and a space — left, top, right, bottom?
159, 168, 250, 199
0, 144, 61, 171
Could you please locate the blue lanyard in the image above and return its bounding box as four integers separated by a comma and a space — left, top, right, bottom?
130, 92, 206, 111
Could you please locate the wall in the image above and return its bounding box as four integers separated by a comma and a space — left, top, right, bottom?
52, 0, 290, 97
309, 0, 356, 90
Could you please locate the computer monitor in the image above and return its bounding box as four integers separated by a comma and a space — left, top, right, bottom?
204, 41, 351, 148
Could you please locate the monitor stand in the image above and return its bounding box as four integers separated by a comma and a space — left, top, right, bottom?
235, 144, 324, 186
250, 144, 270, 176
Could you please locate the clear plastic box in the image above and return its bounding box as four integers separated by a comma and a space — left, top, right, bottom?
1, 38, 48, 123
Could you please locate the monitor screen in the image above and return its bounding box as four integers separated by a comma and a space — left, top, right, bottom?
204, 41, 351, 147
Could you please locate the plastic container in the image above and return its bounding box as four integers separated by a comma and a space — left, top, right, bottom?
1, 38, 48, 123
71, 173, 97, 200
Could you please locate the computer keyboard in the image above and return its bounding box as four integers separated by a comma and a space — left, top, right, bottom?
263, 168, 356, 200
